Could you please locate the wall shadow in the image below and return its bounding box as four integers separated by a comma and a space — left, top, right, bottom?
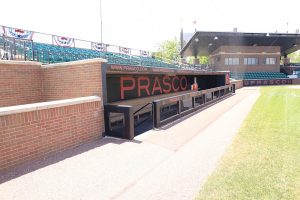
0, 137, 142, 184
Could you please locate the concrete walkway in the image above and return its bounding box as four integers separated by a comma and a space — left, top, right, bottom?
0, 87, 260, 200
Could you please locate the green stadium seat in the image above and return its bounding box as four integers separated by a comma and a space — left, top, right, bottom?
23, 42, 180, 68
230, 72, 288, 80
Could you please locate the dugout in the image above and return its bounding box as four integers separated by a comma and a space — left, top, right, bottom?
103, 64, 234, 139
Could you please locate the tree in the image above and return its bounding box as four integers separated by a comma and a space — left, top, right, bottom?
155, 38, 180, 62
288, 50, 300, 63
154, 38, 208, 64
199, 56, 208, 64
186, 56, 208, 64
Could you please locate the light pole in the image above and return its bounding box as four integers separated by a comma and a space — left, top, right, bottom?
99, 0, 103, 44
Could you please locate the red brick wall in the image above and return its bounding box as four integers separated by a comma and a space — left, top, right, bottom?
0, 59, 105, 172
231, 80, 243, 89
0, 97, 103, 172
214, 64, 280, 73
42, 59, 104, 101
292, 78, 300, 84
0, 61, 42, 107
210, 46, 281, 72
0, 59, 104, 108
212, 46, 280, 54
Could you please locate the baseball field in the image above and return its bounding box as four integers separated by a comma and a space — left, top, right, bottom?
196, 86, 300, 199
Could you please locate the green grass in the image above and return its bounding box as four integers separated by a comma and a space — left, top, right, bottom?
196, 86, 300, 200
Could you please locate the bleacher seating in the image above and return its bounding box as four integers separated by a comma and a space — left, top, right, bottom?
230, 72, 288, 80
0, 35, 181, 68
30, 42, 179, 68
0, 36, 295, 77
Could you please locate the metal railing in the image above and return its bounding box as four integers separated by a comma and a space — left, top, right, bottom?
0, 24, 152, 57
104, 105, 135, 140
0, 36, 210, 70
0, 35, 33, 60
104, 84, 236, 140
104, 103, 154, 140
153, 84, 235, 128
133, 103, 153, 128
0, 25, 214, 70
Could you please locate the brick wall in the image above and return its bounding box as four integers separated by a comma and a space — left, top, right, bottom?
292, 78, 300, 84
210, 46, 281, 73
0, 60, 42, 107
0, 59, 106, 172
42, 59, 104, 101
0, 59, 105, 107
231, 80, 243, 90
213, 64, 280, 73
0, 96, 103, 172
212, 46, 280, 54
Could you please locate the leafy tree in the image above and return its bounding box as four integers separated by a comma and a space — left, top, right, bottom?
199, 56, 208, 64
155, 38, 180, 62
186, 56, 208, 64
288, 50, 300, 63
154, 38, 208, 64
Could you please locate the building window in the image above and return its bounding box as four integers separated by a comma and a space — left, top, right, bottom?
266, 57, 276, 65
225, 57, 239, 65
244, 57, 258, 65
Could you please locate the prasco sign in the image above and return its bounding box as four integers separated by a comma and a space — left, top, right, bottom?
106, 75, 188, 102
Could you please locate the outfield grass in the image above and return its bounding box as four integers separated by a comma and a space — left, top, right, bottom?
196, 86, 300, 200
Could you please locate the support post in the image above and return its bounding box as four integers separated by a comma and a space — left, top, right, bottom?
178, 101, 182, 114
153, 101, 161, 128
104, 107, 111, 133
192, 97, 195, 108
124, 107, 134, 140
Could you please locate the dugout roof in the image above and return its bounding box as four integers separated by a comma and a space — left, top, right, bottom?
180, 31, 300, 57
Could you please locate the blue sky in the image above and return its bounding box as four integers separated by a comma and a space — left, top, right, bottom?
1, 0, 299, 51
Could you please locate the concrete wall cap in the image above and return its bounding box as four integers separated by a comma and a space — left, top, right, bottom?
42, 58, 107, 69
0, 96, 101, 116
0, 60, 41, 66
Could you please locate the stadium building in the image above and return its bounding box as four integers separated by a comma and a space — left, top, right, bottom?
180, 30, 300, 83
